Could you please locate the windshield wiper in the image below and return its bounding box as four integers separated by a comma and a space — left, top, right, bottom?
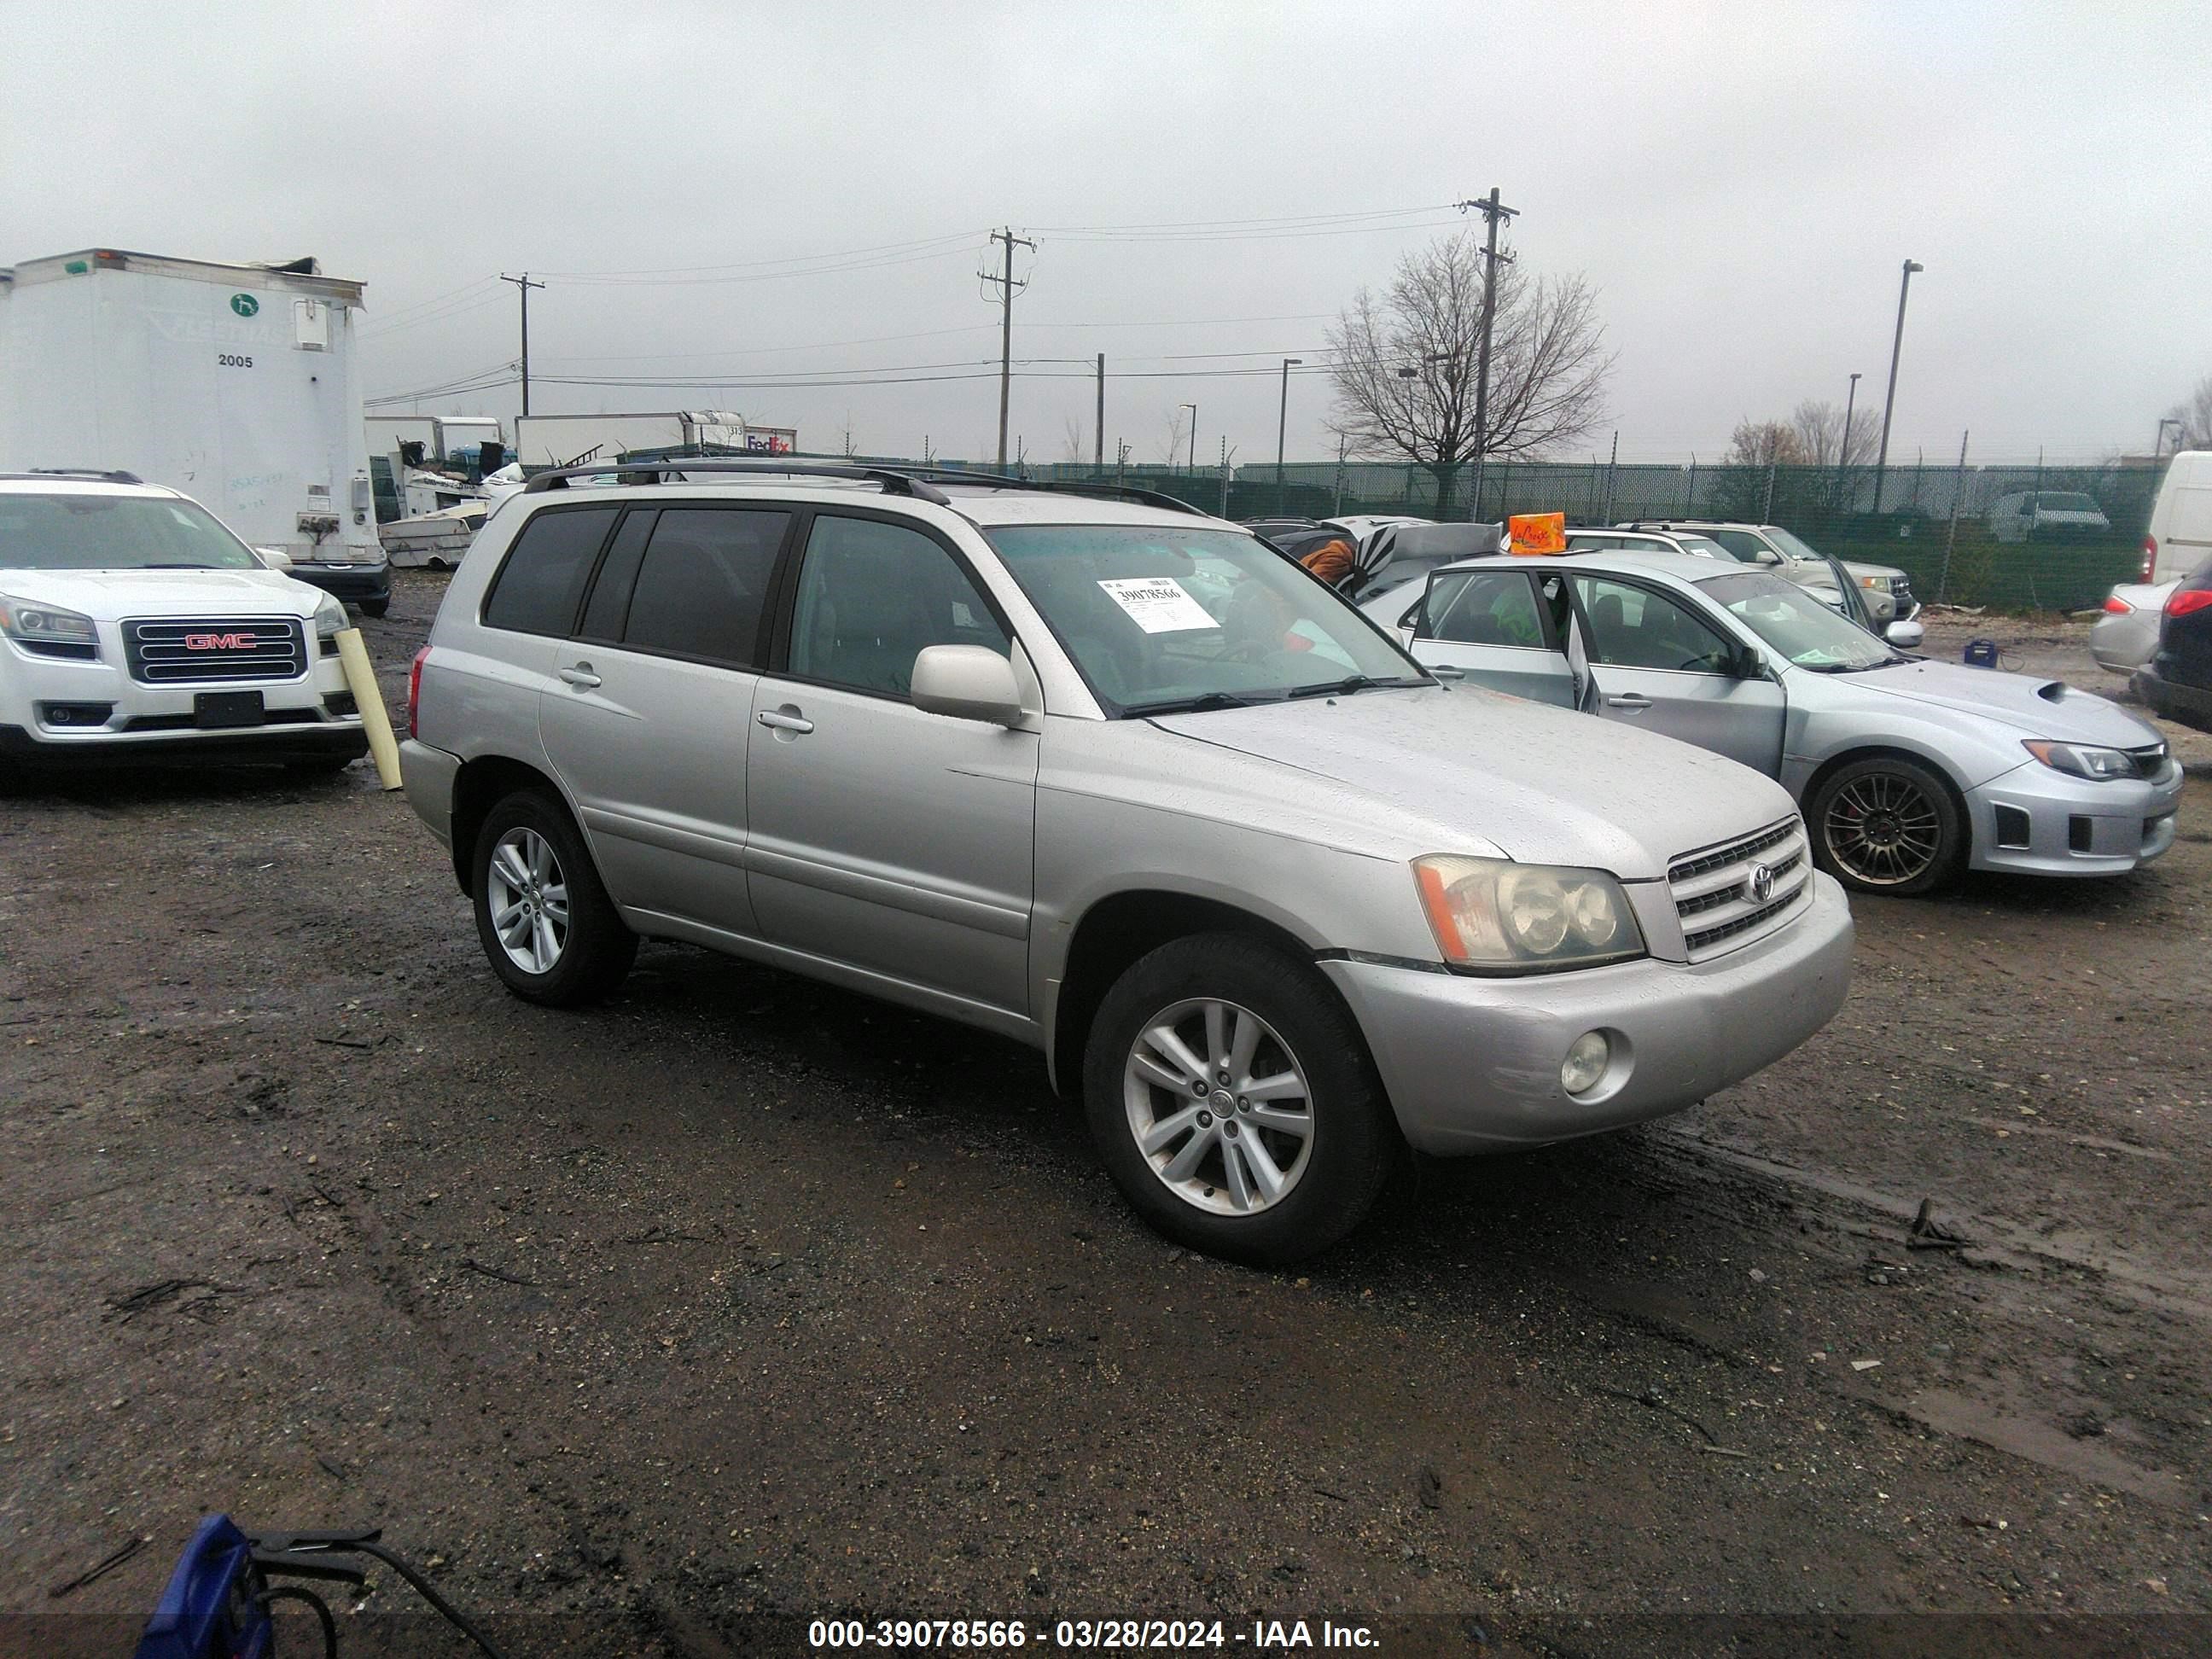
1125, 690, 1280, 716
1827, 656, 1908, 674
143, 562, 219, 569
1286, 673, 1428, 699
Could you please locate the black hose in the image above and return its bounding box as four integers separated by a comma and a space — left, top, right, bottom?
259, 1586, 338, 1659
349, 1540, 509, 1659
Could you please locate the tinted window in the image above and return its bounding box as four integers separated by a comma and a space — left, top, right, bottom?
1707, 528, 1769, 563
1574, 576, 1736, 673
620, 508, 789, 666
484, 507, 618, 636
1418, 570, 1548, 647
789, 515, 1009, 698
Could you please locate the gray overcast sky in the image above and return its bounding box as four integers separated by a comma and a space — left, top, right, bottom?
5, 1, 2207, 467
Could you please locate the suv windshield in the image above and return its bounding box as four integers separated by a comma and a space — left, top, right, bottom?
1762, 527, 1826, 562
984, 524, 1427, 713
0, 492, 262, 571
1698, 571, 1890, 671
2035, 492, 2100, 512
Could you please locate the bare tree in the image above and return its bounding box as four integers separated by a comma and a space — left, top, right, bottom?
1788, 399, 1879, 469
1327, 230, 1613, 515
1060, 415, 1089, 464
2168, 374, 2212, 450
1154, 406, 1192, 469
1725, 419, 1809, 468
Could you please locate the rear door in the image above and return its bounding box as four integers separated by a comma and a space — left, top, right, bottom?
2152, 459, 2212, 583
1566, 572, 1786, 775
1406, 566, 1577, 707
537, 502, 794, 934
743, 511, 1039, 1016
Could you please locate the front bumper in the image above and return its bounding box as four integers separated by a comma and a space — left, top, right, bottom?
0, 721, 366, 768
1321, 873, 1854, 1154
2089, 614, 2159, 674
288, 556, 392, 605
1966, 759, 2185, 876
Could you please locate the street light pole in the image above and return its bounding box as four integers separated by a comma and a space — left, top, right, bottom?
1276, 358, 1301, 512
1871, 259, 1924, 514
1837, 371, 1861, 508
1179, 403, 1197, 472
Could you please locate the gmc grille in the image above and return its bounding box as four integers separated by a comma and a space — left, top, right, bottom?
1668, 817, 1812, 959
123, 617, 306, 684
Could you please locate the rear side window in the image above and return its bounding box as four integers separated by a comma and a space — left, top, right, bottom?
1417, 570, 1549, 648
620, 508, 789, 667
483, 506, 618, 636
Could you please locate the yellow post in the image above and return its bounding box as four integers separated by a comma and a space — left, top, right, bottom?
334, 628, 403, 790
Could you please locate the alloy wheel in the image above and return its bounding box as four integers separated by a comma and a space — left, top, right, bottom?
1821, 771, 1943, 886
486, 826, 569, 975
1123, 998, 1314, 1215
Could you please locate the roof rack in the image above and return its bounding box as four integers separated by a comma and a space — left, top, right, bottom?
518, 457, 953, 504
901, 468, 1209, 517
11, 468, 144, 485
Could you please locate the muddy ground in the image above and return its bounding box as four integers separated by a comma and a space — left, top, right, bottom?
3, 575, 2209, 1656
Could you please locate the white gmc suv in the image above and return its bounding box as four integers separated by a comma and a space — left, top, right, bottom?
0, 472, 369, 772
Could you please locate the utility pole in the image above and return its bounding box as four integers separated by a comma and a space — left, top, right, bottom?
500, 272, 545, 416
1179, 404, 1198, 471
1457, 189, 1518, 517
1095, 353, 1105, 470
1871, 259, 1924, 513
980, 228, 1036, 469
1276, 358, 1302, 511
1837, 371, 1862, 509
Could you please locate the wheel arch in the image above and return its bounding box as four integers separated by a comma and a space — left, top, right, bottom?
1046, 889, 1338, 1097
448, 754, 573, 897
1801, 743, 1976, 865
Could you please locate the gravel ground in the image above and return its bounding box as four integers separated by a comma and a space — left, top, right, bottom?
3, 575, 2209, 1656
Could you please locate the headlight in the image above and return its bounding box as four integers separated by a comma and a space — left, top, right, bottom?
1858, 574, 1890, 591
2023, 739, 2135, 780
1412, 855, 1647, 974
0, 595, 100, 657
312, 593, 350, 637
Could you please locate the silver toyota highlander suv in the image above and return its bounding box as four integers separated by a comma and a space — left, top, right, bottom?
400, 462, 1854, 1261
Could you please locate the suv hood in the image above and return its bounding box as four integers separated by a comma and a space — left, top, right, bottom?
1830, 558, 1906, 584
1150, 686, 1798, 881
1843, 659, 2159, 745
0, 567, 319, 620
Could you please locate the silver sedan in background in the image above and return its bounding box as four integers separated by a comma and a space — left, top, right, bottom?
2090, 581, 2176, 675
1366, 549, 2181, 896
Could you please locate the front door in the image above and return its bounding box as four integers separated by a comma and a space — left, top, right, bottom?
744, 512, 1039, 1016
1406, 565, 1578, 707
538, 503, 792, 934
1568, 573, 1787, 775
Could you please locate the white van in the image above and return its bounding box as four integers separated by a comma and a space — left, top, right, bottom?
2143, 451, 2212, 582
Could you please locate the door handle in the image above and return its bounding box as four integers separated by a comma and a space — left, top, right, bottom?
757, 707, 814, 735
557, 665, 602, 689
1603, 693, 1652, 710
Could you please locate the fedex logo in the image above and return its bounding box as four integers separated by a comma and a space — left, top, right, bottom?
183, 632, 258, 651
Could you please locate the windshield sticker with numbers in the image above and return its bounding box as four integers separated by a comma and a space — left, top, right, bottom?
1096, 576, 1220, 633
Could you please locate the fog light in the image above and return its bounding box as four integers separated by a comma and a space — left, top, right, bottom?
1561, 1031, 1611, 1097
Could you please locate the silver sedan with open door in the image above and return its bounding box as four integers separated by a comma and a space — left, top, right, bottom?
1368, 550, 2182, 896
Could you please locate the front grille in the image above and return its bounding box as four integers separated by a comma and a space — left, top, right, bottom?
1892, 577, 1914, 608
1669, 817, 1813, 959
123, 617, 306, 684
2123, 742, 2170, 780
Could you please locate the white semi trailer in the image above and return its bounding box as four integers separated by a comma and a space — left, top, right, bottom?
0, 247, 388, 612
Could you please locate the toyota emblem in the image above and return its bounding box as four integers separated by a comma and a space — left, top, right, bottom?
1747, 862, 1775, 903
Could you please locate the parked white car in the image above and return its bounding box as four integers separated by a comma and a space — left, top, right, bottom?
0, 472, 368, 771
1988, 491, 2112, 543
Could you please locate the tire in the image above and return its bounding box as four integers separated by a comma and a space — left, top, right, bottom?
1082, 933, 1395, 1265
359, 597, 390, 619
469, 788, 636, 1005
1806, 754, 1965, 898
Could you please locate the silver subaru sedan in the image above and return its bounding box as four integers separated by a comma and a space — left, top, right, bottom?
1366, 549, 2182, 895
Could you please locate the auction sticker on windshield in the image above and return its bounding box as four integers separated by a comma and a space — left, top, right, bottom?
1097, 576, 1219, 633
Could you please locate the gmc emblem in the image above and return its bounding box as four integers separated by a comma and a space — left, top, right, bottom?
183, 632, 257, 651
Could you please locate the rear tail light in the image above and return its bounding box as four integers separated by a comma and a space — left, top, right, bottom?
2141, 534, 2157, 581
2102, 595, 2133, 614
407, 646, 428, 739
2167, 589, 2212, 620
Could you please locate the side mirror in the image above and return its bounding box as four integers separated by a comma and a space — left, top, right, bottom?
911, 644, 1027, 727
1732, 646, 1767, 680
1754, 549, 1784, 567
1883, 618, 1925, 649
257, 547, 294, 573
